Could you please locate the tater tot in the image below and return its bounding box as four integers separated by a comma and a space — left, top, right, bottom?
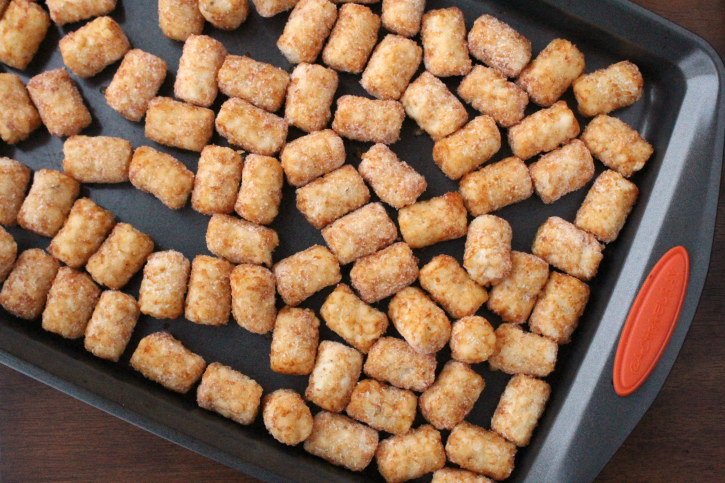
0, 158, 31, 226
263, 389, 314, 446
531, 216, 603, 281
42, 267, 100, 339
277, 0, 337, 64
192, 146, 244, 215
322, 4, 379, 74
517, 39, 585, 107
206, 214, 279, 266
174, 35, 227, 108
364, 337, 436, 392
0, 0, 6, 17
17, 169, 79, 238
27, 69, 92, 137
139, 250, 190, 319
296, 165, 370, 229
389, 287, 451, 354
419, 255, 487, 319
273, 245, 341, 306
0, 0, 50, 70
492, 374, 550, 447
398, 192, 467, 249
62, 135, 133, 184
270, 306, 320, 375
251, 0, 298, 17
285, 63, 338, 133
581, 114, 653, 178
320, 284, 388, 353
0, 74, 41, 144
235, 154, 283, 225
184, 255, 233, 326
332, 95, 405, 144
230, 264, 276, 334
0, 227, 16, 282
421, 7, 471, 77
304, 411, 379, 472
105, 49, 167, 122
350, 242, 418, 304
197, 363, 263, 425
446, 422, 517, 481
529, 271, 589, 344
130, 332, 206, 393
361, 34, 422, 101
529, 139, 595, 204
463, 214, 512, 287
84, 291, 139, 361
573, 61, 644, 117
306, 340, 363, 412
489, 323, 557, 377
488, 252, 549, 324
59, 16, 130, 78
0, 249, 59, 320
468, 14, 530, 78
86, 223, 154, 290
459, 157, 533, 216
381, 0, 424, 38
345, 379, 416, 434
145, 97, 214, 152
419, 361, 484, 430
158, 0, 204, 41
280, 130, 345, 187
458, 65, 528, 128
376, 425, 446, 483
433, 115, 501, 180
450, 316, 496, 364
322, 203, 398, 265
199, 0, 248, 30
575, 170, 639, 243
402, 72, 468, 141
216, 98, 287, 156
129, 146, 194, 210
47, 0, 116, 25
217, 55, 290, 113
432, 468, 494, 483
358, 144, 427, 209
48, 198, 115, 269
508, 101, 580, 160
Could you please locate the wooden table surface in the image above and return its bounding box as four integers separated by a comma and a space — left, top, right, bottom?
2, 1, 725, 482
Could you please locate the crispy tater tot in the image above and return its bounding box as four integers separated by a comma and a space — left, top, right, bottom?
432, 468, 494, 483
529, 271, 589, 344
192, 146, 244, 215
197, 362, 263, 425
306, 340, 363, 412
508, 100, 580, 160
130, 332, 206, 393
0, 0, 50, 70
280, 130, 345, 187
332, 95, 405, 144
529, 139, 595, 204
27, 69, 91, 137
285, 63, 338, 133
48, 198, 115, 269
421, 7, 471, 77
86, 223, 154, 290
216, 98, 288, 156
464, 214, 512, 287
487, 252, 549, 324
274, 245, 341, 306
364, 337, 436, 392
230, 264, 276, 334
47, 0, 117, 25
458, 65, 528, 128
322, 203, 398, 265
468, 14, 530, 78
350, 242, 418, 304
419, 360, 484, 430
361, 34, 422, 101
304, 411, 379, 472
263, 389, 314, 446
277, 0, 337, 64
0, 74, 41, 144
145, 97, 214, 152
185, 255, 233, 326
459, 157, 533, 216
381, 0, 424, 38
573, 60, 644, 117
358, 144, 427, 209
399, 192, 467, 249
199, 0, 248, 30
517, 39, 585, 107
575, 169, 639, 243
402, 72, 468, 141
346, 379, 416, 434
139, 250, 190, 320
296, 165, 370, 229
492, 374, 550, 447
17, 169, 79, 238
0, 249, 59, 320
320, 284, 388, 353
217, 55, 290, 113
129, 146, 194, 210
251, 0, 298, 17
446, 422, 517, 481
0, 227, 16, 282
432, 115, 501, 180
376, 425, 446, 483
59, 16, 130, 78
489, 323, 557, 377
270, 306, 320, 375
158, 0, 204, 41
531, 216, 603, 281
0, 158, 31, 226
581, 114, 653, 178
84, 291, 139, 361
62, 135, 133, 184
42, 267, 100, 339
235, 154, 283, 225
174, 35, 227, 108
389, 286, 451, 354
105, 49, 167, 122
450, 316, 496, 364
206, 214, 279, 266
419, 255, 488, 319
323, 4, 380, 74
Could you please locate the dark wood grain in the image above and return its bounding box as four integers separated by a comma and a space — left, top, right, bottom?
2, 1, 724, 482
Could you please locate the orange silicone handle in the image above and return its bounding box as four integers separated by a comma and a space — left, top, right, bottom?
613, 246, 689, 397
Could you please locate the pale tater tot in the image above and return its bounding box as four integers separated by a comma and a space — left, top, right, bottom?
139, 250, 190, 319
581, 114, 654, 178
419, 255, 488, 319
285, 63, 338, 133
185, 255, 233, 326
251, 0, 298, 17
402, 72, 468, 141
231, 264, 276, 334
364, 337, 436, 392
360, 34, 422, 101
399, 192, 467, 249
192, 146, 244, 215
197, 362, 263, 425
322, 4, 379, 74
17, 169, 80, 238
0, 158, 31, 226
199, 0, 248, 30
130, 332, 206, 393
517, 39, 586, 107
508, 101, 580, 160
206, 214, 279, 266
573, 61, 644, 117
345, 379, 416, 434
174, 35, 227, 108
48, 198, 116, 269
320, 284, 388, 353
446, 422, 517, 481
350, 242, 418, 304
358, 144, 427, 209
529, 272, 589, 344
458, 65, 528, 128
47, 0, 116, 25
421, 7, 471, 77
217, 55, 290, 113
488, 252, 549, 324
419, 361, 484, 430
463, 214, 512, 287
576, 170, 639, 243
0, 249, 59, 320
59, 16, 130, 78
531, 216, 603, 281
450, 316, 496, 364
459, 157, 533, 216
381, 0, 424, 38
280, 130, 345, 187
489, 323, 557, 377
432, 468, 494, 483
27, 69, 92, 137
306, 340, 363, 412
277, 0, 337, 64
273, 245, 341, 306
0, 227, 16, 282
376, 425, 446, 483
158, 0, 204, 41
332, 95, 405, 144
468, 14, 530, 78
235, 154, 283, 225
296, 165, 370, 229
433, 115, 501, 180
389, 287, 451, 354
86, 223, 154, 290
84, 291, 139, 361
270, 306, 320, 375
129, 146, 195, 210
105, 49, 167, 122
263, 389, 313, 446
145, 97, 214, 152
322, 203, 398, 265
529, 139, 595, 204
62, 135, 133, 184
42, 267, 100, 339
304, 411, 379, 472
0, 0, 50, 70
216, 98, 287, 156
0, 74, 41, 144
492, 374, 551, 447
